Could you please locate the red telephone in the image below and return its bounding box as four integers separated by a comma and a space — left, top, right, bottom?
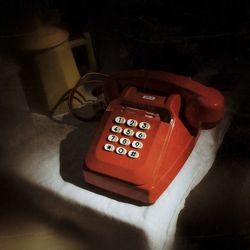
83, 70, 224, 204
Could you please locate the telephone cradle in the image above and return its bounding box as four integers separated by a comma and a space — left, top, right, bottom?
83, 70, 224, 204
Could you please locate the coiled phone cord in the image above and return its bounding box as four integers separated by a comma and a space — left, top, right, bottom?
49, 72, 109, 121
68, 72, 109, 121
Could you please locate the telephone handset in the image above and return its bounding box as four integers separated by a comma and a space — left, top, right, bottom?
83, 70, 224, 204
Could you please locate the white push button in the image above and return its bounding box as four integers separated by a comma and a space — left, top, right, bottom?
111, 125, 122, 133
139, 122, 150, 130
131, 141, 143, 149
127, 119, 138, 127
115, 116, 126, 124
107, 134, 119, 142
119, 137, 130, 146
128, 150, 139, 159
135, 131, 147, 140
104, 144, 115, 152
123, 128, 134, 136
116, 147, 127, 155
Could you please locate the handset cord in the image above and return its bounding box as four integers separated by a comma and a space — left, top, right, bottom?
49, 72, 109, 121
68, 72, 109, 121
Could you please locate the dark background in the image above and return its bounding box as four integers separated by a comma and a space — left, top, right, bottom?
1, 0, 250, 75
0, 1, 250, 250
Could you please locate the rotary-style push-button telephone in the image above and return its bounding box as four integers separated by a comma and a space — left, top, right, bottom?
83, 70, 224, 204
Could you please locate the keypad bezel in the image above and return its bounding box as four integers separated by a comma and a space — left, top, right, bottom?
104, 116, 152, 159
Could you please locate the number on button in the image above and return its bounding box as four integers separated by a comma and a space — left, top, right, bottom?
123, 128, 134, 136
116, 147, 127, 155
115, 116, 126, 124
119, 138, 130, 145
128, 150, 139, 159
135, 131, 146, 139
111, 125, 122, 133
127, 119, 138, 127
132, 141, 143, 149
139, 122, 150, 130
104, 144, 115, 152
107, 134, 119, 142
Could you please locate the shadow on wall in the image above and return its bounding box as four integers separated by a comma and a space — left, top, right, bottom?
173, 103, 250, 250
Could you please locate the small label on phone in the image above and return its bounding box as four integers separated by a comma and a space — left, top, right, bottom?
142, 95, 155, 100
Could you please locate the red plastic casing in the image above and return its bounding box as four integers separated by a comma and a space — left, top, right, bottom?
83, 70, 224, 204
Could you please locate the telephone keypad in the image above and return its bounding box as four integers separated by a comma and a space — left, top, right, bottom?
116, 147, 127, 155
127, 119, 138, 127
107, 134, 119, 142
115, 116, 126, 124
104, 144, 115, 152
119, 137, 130, 146
128, 150, 139, 159
139, 122, 150, 130
135, 131, 147, 140
104, 116, 152, 158
131, 141, 143, 149
123, 128, 134, 136
111, 125, 122, 133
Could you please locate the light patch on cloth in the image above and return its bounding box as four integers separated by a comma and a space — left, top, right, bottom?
1, 103, 234, 250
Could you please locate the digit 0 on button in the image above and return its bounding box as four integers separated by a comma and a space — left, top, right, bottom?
116, 147, 127, 155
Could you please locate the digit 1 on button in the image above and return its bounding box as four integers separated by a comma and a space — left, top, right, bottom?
115, 116, 126, 124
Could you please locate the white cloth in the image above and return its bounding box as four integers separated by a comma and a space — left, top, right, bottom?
1, 60, 244, 249
1, 99, 233, 250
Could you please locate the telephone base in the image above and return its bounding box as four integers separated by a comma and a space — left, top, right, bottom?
83, 70, 224, 204
83, 165, 185, 205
